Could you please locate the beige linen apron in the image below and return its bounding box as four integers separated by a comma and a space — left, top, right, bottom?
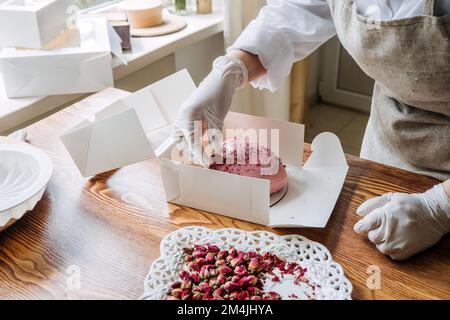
328, 0, 450, 181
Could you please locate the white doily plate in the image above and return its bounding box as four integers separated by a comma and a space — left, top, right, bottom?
142, 227, 352, 300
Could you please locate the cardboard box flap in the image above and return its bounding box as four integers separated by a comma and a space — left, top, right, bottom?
61, 107, 155, 177
61, 69, 195, 177
269, 133, 349, 228
161, 159, 271, 226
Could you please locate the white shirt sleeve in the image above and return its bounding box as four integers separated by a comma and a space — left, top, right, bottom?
229, 0, 336, 92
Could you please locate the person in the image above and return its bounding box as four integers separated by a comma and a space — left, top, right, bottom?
173, 0, 450, 260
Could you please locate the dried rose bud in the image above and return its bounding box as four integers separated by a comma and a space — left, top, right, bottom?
251, 295, 262, 301
202, 293, 214, 300
194, 244, 206, 252
247, 286, 261, 296
262, 293, 273, 300
224, 281, 240, 292
192, 292, 203, 300
217, 274, 227, 285
208, 245, 220, 254
209, 267, 218, 277
199, 282, 213, 294
179, 270, 190, 281
181, 279, 192, 289
248, 257, 261, 272
196, 258, 207, 267
209, 277, 219, 288
237, 291, 249, 300
205, 253, 215, 264
269, 292, 281, 300
193, 250, 207, 259
228, 291, 239, 300
181, 289, 191, 300
231, 275, 241, 283
213, 287, 224, 298
239, 275, 257, 287
230, 257, 244, 268
199, 265, 211, 279
170, 288, 183, 299
217, 250, 228, 260
215, 259, 226, 267
184, 255, 194, 263
237, 252, 249, 261
234, 265, 248, 277
218, 266, 233, 275
190, 271, 200, 284
183, 247, 194, 255
229, 247, 238, 258
171, 281, 182, 289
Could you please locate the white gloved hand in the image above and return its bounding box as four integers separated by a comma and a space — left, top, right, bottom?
354, 184, 450, 260
173, 55, 248, 164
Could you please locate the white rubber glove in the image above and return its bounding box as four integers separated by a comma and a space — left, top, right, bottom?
354, 184, 450, 260
173, 55, 248, 164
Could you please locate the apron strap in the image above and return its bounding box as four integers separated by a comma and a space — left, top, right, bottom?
425, 0, 436, 16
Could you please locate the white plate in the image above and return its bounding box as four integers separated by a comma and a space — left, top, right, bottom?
0, 143, 53, 230
142, 227, 353, 300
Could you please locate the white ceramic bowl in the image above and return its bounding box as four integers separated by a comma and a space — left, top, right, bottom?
0, 143, 53, 231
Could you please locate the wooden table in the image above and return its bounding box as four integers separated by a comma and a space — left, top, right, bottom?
0, 88, 448, 300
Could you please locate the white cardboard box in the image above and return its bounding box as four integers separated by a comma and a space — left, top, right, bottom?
0, 0, 73, 49
61, 70, 349, 228
0, 16, 119, 98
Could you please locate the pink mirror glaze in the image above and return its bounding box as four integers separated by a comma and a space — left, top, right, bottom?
209, 138, 288, 194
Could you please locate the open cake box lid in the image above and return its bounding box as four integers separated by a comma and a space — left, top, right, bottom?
60, 69, 349, 228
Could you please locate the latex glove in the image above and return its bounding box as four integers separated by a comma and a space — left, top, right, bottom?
173, 55, 248, 165
354, 184, 450, 260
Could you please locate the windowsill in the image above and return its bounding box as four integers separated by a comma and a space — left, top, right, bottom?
0, 11, 223, 135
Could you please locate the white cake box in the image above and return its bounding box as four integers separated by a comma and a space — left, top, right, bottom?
60, 70, 349, 228
0, 16, 120, 98
0, 0, 74, 49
